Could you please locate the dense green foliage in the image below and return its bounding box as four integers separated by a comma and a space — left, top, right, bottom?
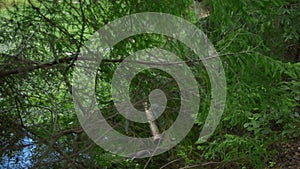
0, 0, 299, 168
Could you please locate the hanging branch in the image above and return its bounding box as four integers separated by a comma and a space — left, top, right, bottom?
143, 102, 162, 144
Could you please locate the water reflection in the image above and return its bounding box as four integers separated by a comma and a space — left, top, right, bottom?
1, 137, 35, 168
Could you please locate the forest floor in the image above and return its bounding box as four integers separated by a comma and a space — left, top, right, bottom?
274, 138, 300, 169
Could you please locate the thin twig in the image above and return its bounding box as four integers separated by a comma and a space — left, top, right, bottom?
179, 161, 222, 169
160, 157, 183, 169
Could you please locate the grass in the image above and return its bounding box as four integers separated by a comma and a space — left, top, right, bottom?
0, 0, 28, 8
